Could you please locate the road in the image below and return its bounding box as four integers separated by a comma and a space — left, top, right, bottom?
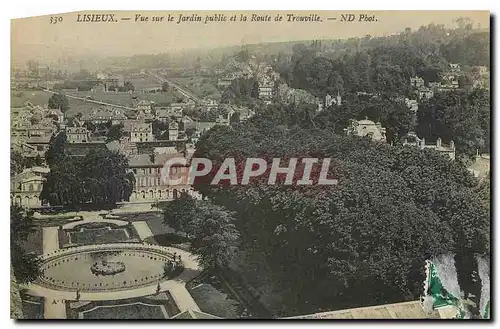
43, 89, 135, 111
148, 72, 205, 104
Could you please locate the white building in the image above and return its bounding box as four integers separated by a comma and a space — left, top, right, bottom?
344, 119, 387, 142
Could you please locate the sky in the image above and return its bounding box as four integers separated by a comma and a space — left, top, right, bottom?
11, 10, 490, 64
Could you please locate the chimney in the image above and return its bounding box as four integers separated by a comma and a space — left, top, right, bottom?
450, 140, 455, 150
436, 138, 442, 148
421, 137, 426, 148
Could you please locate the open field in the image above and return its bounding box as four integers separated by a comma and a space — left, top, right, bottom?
66, 89, 184, 108
124, 75, 162, 90
11, 90, 50, 107
169, 77, 221, 101
66, 99, 99, 116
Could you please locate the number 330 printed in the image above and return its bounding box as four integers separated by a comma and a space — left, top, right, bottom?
49, 17, 63, 24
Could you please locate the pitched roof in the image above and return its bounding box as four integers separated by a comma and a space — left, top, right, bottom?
123, 120, 144, 132
26, 135, 52, 144
127, 152, 186, 167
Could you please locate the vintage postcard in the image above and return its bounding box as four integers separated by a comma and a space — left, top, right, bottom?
10, 10, 490, 320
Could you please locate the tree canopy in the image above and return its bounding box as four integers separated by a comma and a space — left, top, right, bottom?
416, 89, 490, 157
42, 135, 135, 209
47, 93, 70, 112
163, 192, 239, 270
106, 123, 125, 142
11, 205, 41, 284
191, 110, 489, 313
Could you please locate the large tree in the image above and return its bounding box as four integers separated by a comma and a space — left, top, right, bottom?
47, 93, 69, 112
163, 191, 198, 236
189, 201, 240, 270
163, 194, 239, 270
106, 123, 125, 142
42, 148, 135, 209
11, 205, 41, 284
45, 131, 68, 168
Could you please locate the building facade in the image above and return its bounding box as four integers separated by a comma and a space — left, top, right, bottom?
127, 153, 197, 202
66, 127, 90, 143
130, 123, 153, 142
11, 167, 50, 208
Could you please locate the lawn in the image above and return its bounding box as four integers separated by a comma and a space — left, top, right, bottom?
229, 249, 286, 317
24, 226, 44, 255
187, 271, 246, 319
142, 216, 190, 250
67, 292, 180, 319
62, 222, 141, 246
82, 303, 167, 319
21, 294, 44, 319
69, 227, 130, 245
146, 215, 173, 236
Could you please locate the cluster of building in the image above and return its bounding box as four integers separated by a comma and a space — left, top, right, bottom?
11, 95, 254, 208
402, 132, 456, 160
411, 63, 489, 100
344, 120, 456, 160
11, 102, 64, 158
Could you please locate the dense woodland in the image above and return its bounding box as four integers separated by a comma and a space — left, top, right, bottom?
192, 112, 490, 315
272, 25, 489, 156
187, 22, 490, 315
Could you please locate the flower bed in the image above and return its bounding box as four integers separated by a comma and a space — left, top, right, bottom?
91, 260, 126, 276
